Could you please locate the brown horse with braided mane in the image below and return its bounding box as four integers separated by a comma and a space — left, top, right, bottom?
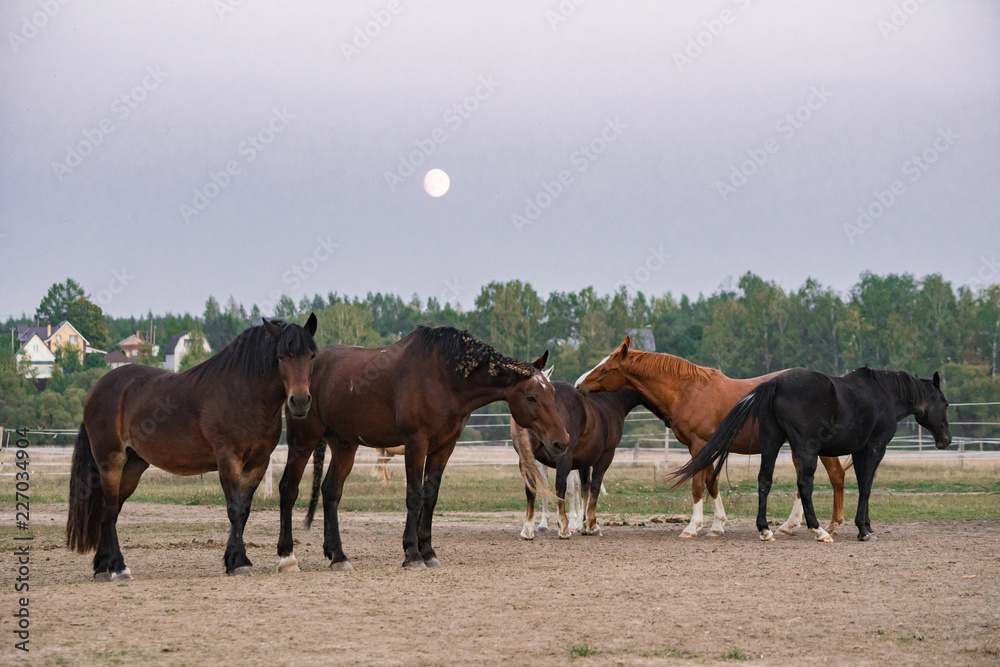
276, 325, 569, 571
575, 336, 849, 539
66, 316, 318, 579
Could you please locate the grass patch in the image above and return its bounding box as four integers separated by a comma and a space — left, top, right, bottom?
723, 648, 753, 660
569, 644, 600, 658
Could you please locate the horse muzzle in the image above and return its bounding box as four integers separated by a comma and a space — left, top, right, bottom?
935, 434, 952, 450
286, 394, 312, 419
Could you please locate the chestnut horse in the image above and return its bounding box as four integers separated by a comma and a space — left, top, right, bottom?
511, 378, 652, 540
575, 336, 849, 538
66, 316, 318, 579
277, 326, 569, 571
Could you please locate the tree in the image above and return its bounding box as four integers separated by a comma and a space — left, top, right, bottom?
312, 303, 383, 347
179, 330, 213, 371
66, 297, 109, 349
468, 281, 545, 361
36, 279, 86, 324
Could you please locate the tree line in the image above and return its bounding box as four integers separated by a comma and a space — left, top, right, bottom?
3, 271, 1000, 432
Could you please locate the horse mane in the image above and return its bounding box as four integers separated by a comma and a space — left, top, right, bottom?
188, 320, 316, 379
626, 350, 715, 382
857, 367, 928, 402
409, 326, 536, 384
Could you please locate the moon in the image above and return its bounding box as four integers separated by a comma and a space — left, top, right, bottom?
423, 169, 450, 197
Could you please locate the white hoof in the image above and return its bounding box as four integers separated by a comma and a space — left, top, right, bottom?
111, 567, 133, 581
826, 520, 843, 536
760, 529, 775, 542
776, 521, 799, 536
276, 554, 300, 573
680, 529, 699, 539
330, 560, 355, 571
708, 521, 726, 537
558, 529, 572, 540
519, 522, 535, 541
229, 566, 254, 576
810, 527, 833, 543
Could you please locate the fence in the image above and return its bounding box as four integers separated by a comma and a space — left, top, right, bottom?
3, 403, 999, 497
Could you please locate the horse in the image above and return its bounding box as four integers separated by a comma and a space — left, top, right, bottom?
672, 368, 951, 542
66, 315, 318, 580
372, 445, 405, 484
575, 336, 850, 538
276, 325, 570, 571
511, 377, 648, 539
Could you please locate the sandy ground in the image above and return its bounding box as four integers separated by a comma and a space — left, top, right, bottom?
5, 503, 1000, 666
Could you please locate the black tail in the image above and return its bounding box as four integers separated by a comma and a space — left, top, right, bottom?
66, 424, 104, 553
304, 439, 326, 529
670, 380, 779, 487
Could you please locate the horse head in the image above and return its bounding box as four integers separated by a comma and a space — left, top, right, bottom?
507, 351, 570, 459
575, 335, 632, 395
264, 313, 318, 419
916, 371, 952, 450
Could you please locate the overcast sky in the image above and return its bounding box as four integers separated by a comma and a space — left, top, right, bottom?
2, 1, 998, 319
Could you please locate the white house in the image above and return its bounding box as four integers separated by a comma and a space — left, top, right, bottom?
15, 333, 57, 378
163, 331, 212, 372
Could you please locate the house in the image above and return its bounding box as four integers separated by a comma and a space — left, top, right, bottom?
117, 332, 159, 360
15, 333, 57, 378
162, 331, 212, 371
103, 350, 131, 370
16, 321, 90, 360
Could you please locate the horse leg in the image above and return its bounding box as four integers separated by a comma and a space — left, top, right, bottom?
853, 450, 880, 541
104, 450, 149, 580
276, 438, 315, 573
681, 468, 707, 538
91, 446, 128, 581
777, 450, 804, 535
520, 482, 537, 540
583, 455, 613, 536
795, 451, 832, 543
756, 440, 780, 542
555, 458, 573, 539
821, 455, 847, 535
567, 469, 584, 532
375, 448, 391, 485
535, 460, 549, 534
415, 441, 457, 567
322, 439, 359, 570
705, 471, 727, 537
218, 451, 271, 576
401, 436, 430, 568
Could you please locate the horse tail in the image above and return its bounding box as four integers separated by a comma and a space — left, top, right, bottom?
670, 380, 779, 488
841, 455, 854, 472
304, 439, 326, 529
510, 418, 559, 501
66, 424, 104, 553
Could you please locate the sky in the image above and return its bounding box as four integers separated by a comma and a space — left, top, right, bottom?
2, 1, 998, 319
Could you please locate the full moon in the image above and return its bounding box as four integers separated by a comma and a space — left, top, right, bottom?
423, 169, 450, 197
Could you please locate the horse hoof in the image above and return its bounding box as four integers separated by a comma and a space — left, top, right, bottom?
776, 525, 797, 536
859, 533, 877, 542
403, 559, 427, 570
708, 529, 725, 537
423, 557, 441, 568
112, 568, 133, 581
229, 566, 254, 576
558, 531, 572, 540
519, 531, 534, 541
94, 571, 114, 582
760, 529, 775, 542
680, 531, 698, 539
827, 522, 843, 536
330, 560, 355, 571
276, 555, 300, 574
536, 526, 548, 534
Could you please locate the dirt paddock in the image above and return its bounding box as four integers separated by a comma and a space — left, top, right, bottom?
11, 503, 1000, 665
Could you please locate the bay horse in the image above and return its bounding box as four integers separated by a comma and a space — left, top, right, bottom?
672, 368, 951, 542
575, 336, 849, 538
66, 315, 318, 580
511, 378, 650, 539
277, 326, 569, 571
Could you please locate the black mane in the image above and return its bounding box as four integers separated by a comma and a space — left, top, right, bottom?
189, 320, 316, 379
857, 367, 930, 402
409, 326, 536, 383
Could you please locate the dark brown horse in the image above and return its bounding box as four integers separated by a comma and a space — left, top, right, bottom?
276, 326, 570, 571
576, 336, 850, 538
67, 316, 317, 579
511, 378, 653, 540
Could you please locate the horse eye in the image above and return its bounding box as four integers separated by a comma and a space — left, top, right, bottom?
526, 395, 537, 403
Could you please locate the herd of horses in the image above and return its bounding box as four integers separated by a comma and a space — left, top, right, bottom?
66, 317, 953, 580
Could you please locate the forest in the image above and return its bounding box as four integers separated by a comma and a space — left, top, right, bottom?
3, 270, 999, 432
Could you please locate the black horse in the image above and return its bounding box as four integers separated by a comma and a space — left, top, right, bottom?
672, 367, 951, 542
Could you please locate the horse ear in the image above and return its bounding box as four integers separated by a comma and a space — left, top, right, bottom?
305, 312, 318, 336
532, 350, 549, 370
617, 335, 631, 358
932, 371, 941, 389
262, 318, 283, 340
543, 366, 555, 380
